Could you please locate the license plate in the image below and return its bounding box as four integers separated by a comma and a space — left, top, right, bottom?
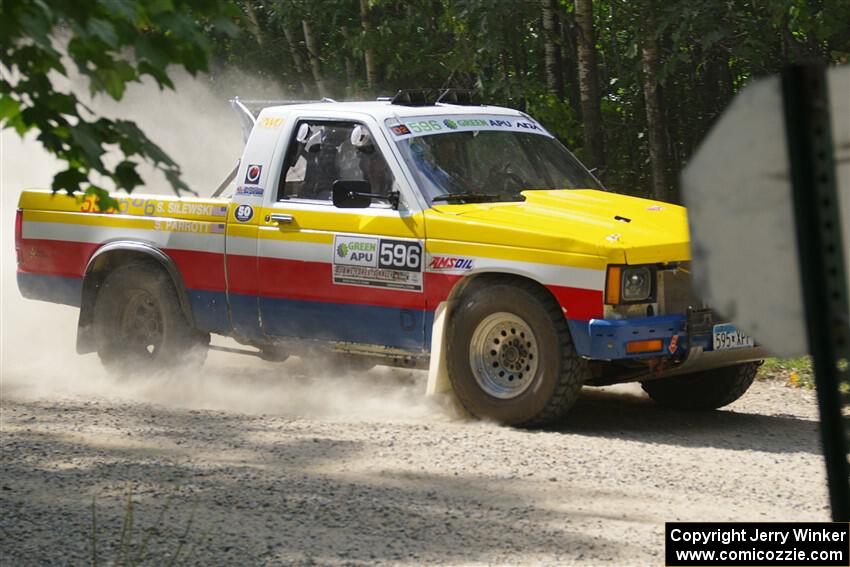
712, 323, 754, 351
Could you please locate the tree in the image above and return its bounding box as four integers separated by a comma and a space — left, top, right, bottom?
640, 0, 672, 201
0, 0, 240, 207
574, 0, 605, 170
541, 0, 563, 98
6, 0, 848, 204
360, 0, 378, 91
302, 18, 329, 97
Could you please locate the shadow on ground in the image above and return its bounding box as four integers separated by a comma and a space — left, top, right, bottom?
0, 371, 822, 565
557, 385, 820, 455
1, 404, 634, 566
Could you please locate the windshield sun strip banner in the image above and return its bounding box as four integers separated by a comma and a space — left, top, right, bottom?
386, 115, 553, 139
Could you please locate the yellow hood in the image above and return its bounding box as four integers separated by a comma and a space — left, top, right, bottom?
425, 189, 691, 265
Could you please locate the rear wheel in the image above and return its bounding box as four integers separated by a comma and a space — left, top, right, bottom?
446, 280, 588, 427
93, 263, 208, 375
641, 362, 759, 410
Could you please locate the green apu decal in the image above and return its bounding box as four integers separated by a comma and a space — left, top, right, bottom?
395, 115, 553, 139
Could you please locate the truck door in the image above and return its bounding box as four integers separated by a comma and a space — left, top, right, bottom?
256, 118, 427, 352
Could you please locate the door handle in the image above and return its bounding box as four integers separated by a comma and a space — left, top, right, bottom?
269, 213, 294, 225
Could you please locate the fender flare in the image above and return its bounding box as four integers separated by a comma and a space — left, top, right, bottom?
76, 241, 195, 353
424, 271, 572, 398
426, 300, 453, 396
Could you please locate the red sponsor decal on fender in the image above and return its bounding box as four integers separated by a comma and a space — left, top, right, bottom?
428, 256, 474, 271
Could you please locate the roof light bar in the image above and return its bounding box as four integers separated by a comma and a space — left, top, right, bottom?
390, 90, 430, 106
436, 89, 476, 105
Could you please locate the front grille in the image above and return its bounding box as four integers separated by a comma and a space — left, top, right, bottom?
687, 307, 715, 336
658, 264, 705, 315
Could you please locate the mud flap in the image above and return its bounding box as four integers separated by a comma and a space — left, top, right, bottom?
426, 301, 452, 396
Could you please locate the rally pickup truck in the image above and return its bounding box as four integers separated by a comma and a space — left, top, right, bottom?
15, 90, 767, 426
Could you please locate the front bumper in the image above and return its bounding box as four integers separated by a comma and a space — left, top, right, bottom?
567, 312, 767, 366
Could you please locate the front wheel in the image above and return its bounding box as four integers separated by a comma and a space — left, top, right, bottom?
641, 362, 759, 410
93, 263, 209, 375
446, 280, 588, 427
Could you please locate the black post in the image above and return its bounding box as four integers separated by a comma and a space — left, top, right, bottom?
782, 64, 850, 521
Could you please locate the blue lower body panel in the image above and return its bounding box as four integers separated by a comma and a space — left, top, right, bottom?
186, 289, 232, 335
257, 296, 426, 351
568, 315, 688, 360
17, 272, 82, 307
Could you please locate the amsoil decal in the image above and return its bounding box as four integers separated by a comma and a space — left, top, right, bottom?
428, 256, 474, 271
333, 235, 423, 291
244, 164, 262, 184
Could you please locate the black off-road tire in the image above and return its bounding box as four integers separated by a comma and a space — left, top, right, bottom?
641, 362, 759, 410
446, 279, 589, 427
93, 262, 209, 375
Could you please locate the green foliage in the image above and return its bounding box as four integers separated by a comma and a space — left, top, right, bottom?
4, 0, 847, 201
219, 0, 847, 198
760, 357, 814, 389
527, 94, 581, 149
0, 0, 240, 207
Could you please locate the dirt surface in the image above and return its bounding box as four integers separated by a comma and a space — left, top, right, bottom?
0, 347, 830, 566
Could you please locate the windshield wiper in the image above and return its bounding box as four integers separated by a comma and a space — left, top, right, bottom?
431, 193, 525, 204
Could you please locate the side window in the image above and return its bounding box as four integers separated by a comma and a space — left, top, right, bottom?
278, 121, 395, 202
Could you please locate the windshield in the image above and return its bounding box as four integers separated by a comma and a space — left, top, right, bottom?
387, 115, 602, 204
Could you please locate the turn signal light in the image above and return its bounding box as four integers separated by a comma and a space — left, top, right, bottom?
626, 339, 663, 354
605, 266, 621, 304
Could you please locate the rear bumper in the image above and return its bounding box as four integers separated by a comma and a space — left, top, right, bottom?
567, 313, 766, 367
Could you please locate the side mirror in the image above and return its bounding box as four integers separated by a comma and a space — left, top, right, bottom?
332, 180, 373, 208
332, 180, 399, 209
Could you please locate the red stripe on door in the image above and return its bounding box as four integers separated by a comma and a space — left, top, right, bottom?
17, 237, 603, 320
164, 249, 227, 292
256, 256, 426, 309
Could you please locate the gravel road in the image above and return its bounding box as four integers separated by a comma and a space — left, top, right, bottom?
0, 343, 830, 567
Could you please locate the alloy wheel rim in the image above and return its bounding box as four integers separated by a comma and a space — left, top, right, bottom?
469, 312, 539, 399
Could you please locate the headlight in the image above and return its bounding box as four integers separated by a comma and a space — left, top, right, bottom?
605, 265, 656, 304
622, 267, 652, 301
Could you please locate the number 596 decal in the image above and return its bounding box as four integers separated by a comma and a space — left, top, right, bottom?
378, 239, 422, 272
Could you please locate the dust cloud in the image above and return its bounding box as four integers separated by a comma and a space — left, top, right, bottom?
0, 70, 444, 422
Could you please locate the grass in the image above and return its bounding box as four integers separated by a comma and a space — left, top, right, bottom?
90, 486, 200, 567
759, 356, 815, 389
